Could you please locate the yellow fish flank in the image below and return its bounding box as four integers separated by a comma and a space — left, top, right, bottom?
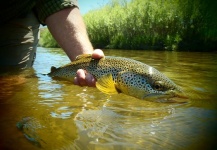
48, 54, 186, 102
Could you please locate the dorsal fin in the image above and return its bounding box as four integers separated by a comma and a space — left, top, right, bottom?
75, 54, 92, 60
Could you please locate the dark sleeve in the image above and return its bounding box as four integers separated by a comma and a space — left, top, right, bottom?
34, 0, 79, 25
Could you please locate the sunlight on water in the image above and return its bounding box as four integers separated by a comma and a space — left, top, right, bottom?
0, 47, 217, 149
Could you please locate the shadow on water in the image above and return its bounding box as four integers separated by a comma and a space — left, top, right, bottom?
0, 47, 217, 149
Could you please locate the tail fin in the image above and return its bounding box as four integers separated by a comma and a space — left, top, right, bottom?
51, 66, 57, 72
47, 66, 57, 76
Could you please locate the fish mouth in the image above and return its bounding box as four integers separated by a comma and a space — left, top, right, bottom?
143, 91, 188, 103
164, 94, 189, 103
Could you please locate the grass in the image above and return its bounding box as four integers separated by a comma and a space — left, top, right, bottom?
39, 0, 217, 51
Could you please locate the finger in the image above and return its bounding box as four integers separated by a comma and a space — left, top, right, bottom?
73, 76, 80, 86
85, 73, 96, 87
75, 69, 87, 86
92, 49, 105, 59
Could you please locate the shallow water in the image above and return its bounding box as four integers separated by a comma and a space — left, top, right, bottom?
0, 47, 217, 149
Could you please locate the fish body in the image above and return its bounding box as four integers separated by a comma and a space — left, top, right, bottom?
49, 54, 185, 102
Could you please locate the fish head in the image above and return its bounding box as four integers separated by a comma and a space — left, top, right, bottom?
116, 67, 188, 103
143, 79, 188, 103
141, 67, 188, 103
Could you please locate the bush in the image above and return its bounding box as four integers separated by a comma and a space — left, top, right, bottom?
39, 28, 59, 48
39, 0, 217, 51
83, 0, 217, 51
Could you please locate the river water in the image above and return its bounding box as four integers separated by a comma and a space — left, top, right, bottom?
0, 47, 216, 149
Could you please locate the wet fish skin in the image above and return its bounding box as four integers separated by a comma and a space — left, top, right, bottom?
48, 54, 184, 102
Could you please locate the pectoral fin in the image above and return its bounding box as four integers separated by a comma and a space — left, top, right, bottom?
96, 74, 119, 95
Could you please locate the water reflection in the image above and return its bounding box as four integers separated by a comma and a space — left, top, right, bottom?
0, 47, 217, 149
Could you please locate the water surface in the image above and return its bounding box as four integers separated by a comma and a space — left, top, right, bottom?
0, 47, 216, 149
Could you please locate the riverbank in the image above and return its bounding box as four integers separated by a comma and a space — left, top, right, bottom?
39, 0, 217, 51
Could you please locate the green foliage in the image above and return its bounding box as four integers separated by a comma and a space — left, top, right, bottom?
83, 0, 217, 51
39, 0, 217, 51
39, 28, 59, 48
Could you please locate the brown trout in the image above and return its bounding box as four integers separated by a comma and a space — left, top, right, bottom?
48, 54, 187, 102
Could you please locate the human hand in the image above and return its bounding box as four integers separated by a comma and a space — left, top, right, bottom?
73, 49, 104, 87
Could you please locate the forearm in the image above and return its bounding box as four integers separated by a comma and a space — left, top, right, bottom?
45, 7, 93, 61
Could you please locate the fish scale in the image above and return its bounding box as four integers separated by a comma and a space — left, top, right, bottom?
48, 54, 185, 102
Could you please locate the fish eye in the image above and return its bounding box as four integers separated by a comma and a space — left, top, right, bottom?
153, 81, 164, 91
155, 84, 161, 90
